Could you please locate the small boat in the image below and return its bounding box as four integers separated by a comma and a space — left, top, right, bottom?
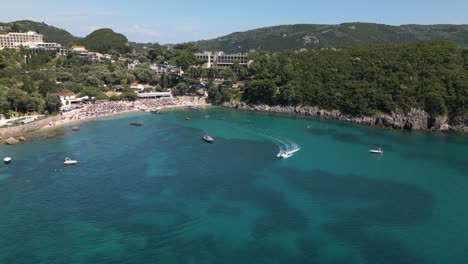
64, 157, 78, 165
4, 156, 12, 163
190, 105, 201, 110
277, 148, 300, 159
185, 116, 191, 120
203, 135, 214, 143
370, 147, 384, 154
277, 151, 293, 159
151, 110, 161, 114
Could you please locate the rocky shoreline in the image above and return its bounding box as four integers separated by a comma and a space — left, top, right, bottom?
221, 102, 468, 133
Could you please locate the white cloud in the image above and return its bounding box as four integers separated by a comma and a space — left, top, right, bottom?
128, 24, 161, 37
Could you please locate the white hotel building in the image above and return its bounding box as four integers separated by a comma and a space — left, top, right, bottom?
0, 31, 61, 50
195, 51, 249, 68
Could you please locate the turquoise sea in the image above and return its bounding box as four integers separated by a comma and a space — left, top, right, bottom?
0, 107, 467, 264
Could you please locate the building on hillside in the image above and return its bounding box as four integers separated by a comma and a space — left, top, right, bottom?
0, 31, 43, 48
195, 51, 249, 68
15, 42, 61, 50
130, 82, 145, 92
71, 45, 87, 52
137, 92, 172, 99
88, 52, 104, 61
0, 31, 61, 50
150, 63, 184, 76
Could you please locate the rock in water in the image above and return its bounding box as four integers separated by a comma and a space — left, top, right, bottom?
17, 136, 26, 141
72, 126, 81, 131
5, 137, 19, 145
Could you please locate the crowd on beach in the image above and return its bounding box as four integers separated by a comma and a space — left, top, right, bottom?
55, 97, 207, 126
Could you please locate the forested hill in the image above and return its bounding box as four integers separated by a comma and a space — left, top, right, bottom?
217, 41, 467, 121
195, 23, 468, 52
77, 28, 132, 54
0, 20, 77, 45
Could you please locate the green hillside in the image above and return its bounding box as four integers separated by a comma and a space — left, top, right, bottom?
78, 28, 132, 54
195, 23, 468, 52
0, 20, 77, 45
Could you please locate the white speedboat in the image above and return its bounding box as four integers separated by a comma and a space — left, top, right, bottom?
64, 157, 78, 165
277, 148, 300, 159
277, 151, 293, 159
203, 135, 214, 143
4, 156, 12, 163
370, 147, 384, 154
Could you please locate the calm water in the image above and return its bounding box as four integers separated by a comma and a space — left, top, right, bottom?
0, 107, 467, 264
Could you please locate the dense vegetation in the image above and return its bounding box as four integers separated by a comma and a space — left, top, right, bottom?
0, 48, 189, 117
0, 20, 77, 45
77, 28, 132, 54
210, 41, 468, 119
195, 23, 468, 53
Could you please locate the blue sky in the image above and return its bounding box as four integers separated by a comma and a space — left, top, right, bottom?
1, 0, 467, 43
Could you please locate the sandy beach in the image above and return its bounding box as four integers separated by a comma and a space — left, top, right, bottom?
39, 97, 209, 131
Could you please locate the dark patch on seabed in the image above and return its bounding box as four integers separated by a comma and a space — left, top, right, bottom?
277, 167, 434, 264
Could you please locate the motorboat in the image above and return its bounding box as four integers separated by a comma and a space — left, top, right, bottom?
185, 116, 191, 120
277, 151, 293, 159
277, 148, 300, 159
203, 135, 214, 143
370, 147, 384, 154
64, 157, 78, 165
150, 110, 161, 114
4, 156, 12, 163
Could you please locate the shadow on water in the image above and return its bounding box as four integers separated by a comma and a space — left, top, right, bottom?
277, 167, 434, 264
307, 126, 395, 151
399, 151, 468, 175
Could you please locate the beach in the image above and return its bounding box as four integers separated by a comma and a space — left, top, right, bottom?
0, 97, 209, 141
39, 96, 209, 131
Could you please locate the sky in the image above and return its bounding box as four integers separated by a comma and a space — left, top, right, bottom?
1, 0, 467, 44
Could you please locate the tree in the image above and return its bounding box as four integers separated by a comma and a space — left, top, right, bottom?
147, 43, 165, 62
120, 88, 137, 101
5, 89, 29, 112
39, 78, 58, 96
10, 23, 25, 33
21, 76, 36, 93
172, 83, 189, 96
221, 67, 236, 81
45, 94, 62, 113
242, 79, 278, 105
169, 50, 198, 70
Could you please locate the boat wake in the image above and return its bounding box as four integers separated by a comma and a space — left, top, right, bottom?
255, 133, 301, 158
233, 126, 301, 158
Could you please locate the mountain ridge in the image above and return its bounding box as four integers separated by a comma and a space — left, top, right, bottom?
194, 22, 468, 52
1, 20, 468, 53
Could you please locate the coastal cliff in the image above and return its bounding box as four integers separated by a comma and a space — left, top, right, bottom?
221, 102, 468, 133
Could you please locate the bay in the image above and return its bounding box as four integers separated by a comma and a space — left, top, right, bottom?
0, 107, 467, 264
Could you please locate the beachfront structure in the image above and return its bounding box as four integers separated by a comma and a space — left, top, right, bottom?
137, 92, 172, 99
57, 92, 93, 110
0, 31, 61, 50
130, 82, 145, 92
195, 51, 249, 68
